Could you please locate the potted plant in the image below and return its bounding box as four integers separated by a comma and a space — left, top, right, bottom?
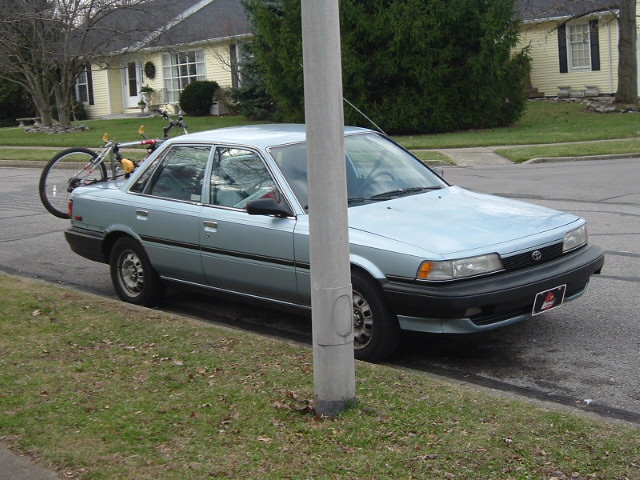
139, 85, 154, 106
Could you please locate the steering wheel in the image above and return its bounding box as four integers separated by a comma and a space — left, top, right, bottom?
360, 169, 397, 195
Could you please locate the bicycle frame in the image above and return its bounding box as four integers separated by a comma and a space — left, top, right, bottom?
104, 138, 161, 179
100, 111, 188, 179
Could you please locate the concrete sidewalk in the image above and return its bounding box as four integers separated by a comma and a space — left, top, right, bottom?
439, 146, 513, 166
0, 443, 60, 480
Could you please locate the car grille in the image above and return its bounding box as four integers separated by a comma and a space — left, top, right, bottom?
501, 242, 565, 272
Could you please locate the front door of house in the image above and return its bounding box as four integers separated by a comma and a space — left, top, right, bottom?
124, 61, 141, 109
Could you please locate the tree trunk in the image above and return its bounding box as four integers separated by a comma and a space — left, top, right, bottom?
616, 0, 637, 103
33, 100, 53, 127
54, 83, 73, 128
22, 72, 53, 126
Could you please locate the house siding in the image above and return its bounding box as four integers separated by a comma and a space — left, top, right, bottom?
202, 42, 235, 87
518, 15, 619, 97
82, 44, 237, 119
89, 67, 121, 118
139, 52, 166, 106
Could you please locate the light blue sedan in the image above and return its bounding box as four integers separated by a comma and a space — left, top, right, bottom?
65, 125, 605, 361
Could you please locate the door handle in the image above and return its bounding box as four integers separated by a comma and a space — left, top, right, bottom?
135, 209, 149, 218
203, 220, 218, 237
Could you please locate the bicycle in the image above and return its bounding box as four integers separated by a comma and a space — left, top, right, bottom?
39, 111, 188, 219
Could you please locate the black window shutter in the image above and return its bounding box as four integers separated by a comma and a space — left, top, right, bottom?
589, 20, 600, 71
558, 24, 568, 73
86, 66, 94, 106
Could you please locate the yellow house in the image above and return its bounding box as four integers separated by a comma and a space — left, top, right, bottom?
516, 0, 630, 98
76, 0, 250, 119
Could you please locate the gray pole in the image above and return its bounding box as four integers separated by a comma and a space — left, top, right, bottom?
301, 0, 356, 415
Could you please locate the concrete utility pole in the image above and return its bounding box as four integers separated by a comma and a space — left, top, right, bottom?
301, 0, 356, 415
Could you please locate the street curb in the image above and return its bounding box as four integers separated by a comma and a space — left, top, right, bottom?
0, 160, 46, 168
524, 153, 640, 164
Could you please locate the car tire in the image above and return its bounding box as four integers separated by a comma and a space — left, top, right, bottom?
109, 237, 165, 307
352, 270, 401, 361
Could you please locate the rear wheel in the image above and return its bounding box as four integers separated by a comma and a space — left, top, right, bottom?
352, 270, 401, 361
39, 147, 105, 219
110, 237, 165, 306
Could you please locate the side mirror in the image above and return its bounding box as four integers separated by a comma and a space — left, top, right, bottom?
246, 197, 294, 218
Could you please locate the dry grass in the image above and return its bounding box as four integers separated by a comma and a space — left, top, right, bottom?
1, 273, 639, 479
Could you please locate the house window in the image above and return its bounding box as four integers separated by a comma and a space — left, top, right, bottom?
567, 23, 591, 70
75, 66, 94, 105
558, 20, 600, 73
162, 51, 206, 103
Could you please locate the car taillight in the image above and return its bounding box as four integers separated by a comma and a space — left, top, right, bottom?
68, 199, 73, 219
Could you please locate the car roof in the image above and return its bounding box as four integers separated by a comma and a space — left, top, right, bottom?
166, 124, 373, 149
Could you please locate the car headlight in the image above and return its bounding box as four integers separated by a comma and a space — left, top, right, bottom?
417, 254, 503, 281
563, 224, 588, 252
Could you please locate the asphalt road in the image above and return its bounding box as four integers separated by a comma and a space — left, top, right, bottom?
1, 159, 638, 423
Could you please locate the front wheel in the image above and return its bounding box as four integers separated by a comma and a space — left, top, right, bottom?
109, 237, 165, 307
352, 270, 401, 361
39, 147, 105, 219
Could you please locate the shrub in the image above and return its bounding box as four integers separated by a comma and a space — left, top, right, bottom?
51, 100, 87, 122
179, 81, 221, 116
72, 100, 88, 121
243, 0, 531, 134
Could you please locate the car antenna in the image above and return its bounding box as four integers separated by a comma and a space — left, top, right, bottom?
299, 62, 386, 136
342, 96, 387, 136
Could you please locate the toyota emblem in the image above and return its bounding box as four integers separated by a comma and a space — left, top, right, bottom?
532, 250, 542, 261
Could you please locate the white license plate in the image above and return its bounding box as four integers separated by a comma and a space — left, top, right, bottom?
532, 285, 566, 316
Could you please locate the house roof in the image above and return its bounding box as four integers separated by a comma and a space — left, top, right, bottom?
145, 0, 250, 49
516, 0, 620, 22
86, 0, 249, 55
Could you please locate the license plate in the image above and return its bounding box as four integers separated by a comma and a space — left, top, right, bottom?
532, 285, 566, 316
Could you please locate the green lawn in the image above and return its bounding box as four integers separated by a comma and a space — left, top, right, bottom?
1, 101, 639, 163
1, 273, 639, 479
394, 100, 640, 149
0, 115, 254, 148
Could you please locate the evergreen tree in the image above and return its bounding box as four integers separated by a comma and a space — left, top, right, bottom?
228, 42, 279, 121
242, 0, 530, 134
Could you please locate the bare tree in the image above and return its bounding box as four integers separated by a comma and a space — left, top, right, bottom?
0, 0, 165, 127
0, 0, 58, 125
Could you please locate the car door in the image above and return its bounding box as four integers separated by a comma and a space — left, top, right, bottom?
128, 144, 211, 284
199, 146, 300, 304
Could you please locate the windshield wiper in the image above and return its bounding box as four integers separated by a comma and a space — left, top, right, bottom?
369, 186, 441, 200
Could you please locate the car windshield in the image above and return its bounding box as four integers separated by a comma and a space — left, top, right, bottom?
269, 133, 447, 209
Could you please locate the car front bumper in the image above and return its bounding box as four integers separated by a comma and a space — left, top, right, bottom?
382, 244, 605, 334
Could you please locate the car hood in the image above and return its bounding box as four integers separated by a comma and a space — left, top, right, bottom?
348, 186, 579, 256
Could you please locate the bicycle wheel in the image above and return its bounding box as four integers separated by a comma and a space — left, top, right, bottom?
39, 147, 105, 219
